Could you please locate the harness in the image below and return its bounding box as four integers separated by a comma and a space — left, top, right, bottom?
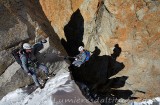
26, 53, 38, 68
19, 50, 38, 68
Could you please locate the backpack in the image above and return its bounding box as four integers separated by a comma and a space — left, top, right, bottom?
12, 48, 38, 70
84, 50, 90, 62
11, 48, 23, 66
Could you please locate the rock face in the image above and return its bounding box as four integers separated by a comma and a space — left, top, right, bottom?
0, 0, 67, 99
0, 0, 160, 102
40, 0, 160, 100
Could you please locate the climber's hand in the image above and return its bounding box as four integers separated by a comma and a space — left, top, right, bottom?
28, 72, 31, 76
41, 39, 47, 43
75, 58, 78, 61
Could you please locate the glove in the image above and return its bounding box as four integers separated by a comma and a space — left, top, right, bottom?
28, 72, 31, 76
41, 39, 47, 43
27, 71, 33, 75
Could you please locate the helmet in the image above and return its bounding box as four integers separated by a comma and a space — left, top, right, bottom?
23, 43, 31, 50
78, 46, 84, 52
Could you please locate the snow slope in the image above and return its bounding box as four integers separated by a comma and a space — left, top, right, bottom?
130, 97, 160, 105
0, 68, 159, 105
0, 69, 99, 105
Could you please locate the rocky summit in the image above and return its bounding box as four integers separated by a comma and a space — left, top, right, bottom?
0, 0, 160, 104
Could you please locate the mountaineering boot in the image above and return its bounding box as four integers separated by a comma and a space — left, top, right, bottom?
45, 73, 52, 80
41, 39, 47, 43
39, 84, 44, 89
35, 82, 43, 89
47, 76, 50, 79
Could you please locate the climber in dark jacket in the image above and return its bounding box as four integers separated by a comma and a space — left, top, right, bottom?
72, 46, 87, 67
20, 40, 49, 88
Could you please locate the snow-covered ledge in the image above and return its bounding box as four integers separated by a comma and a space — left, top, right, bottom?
0, 69, 99, 105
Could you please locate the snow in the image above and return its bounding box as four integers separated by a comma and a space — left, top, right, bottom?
131, 97, 160, 105
0, 89, 28, 105
1, 68, 159, 105
0, 69, 98, 105
155, 97, 160, 102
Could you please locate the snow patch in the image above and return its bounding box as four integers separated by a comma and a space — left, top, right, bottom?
131, 97, 160, 105
0, 69, 96, 105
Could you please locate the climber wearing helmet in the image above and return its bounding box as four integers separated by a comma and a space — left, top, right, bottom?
20, 40, 49, 89
72, 46, 90, 67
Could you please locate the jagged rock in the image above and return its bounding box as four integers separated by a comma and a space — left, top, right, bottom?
0, 0, 160, 102
0, 50, 14, 75
0, 0, 67, 99
39, 0, 160, 100
0, 38, 68, 99
0, 4, 29, 51
0, 62, 32, 99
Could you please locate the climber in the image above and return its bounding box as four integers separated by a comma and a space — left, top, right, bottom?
19, 40, 49, 89
72, 46, 90, 67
